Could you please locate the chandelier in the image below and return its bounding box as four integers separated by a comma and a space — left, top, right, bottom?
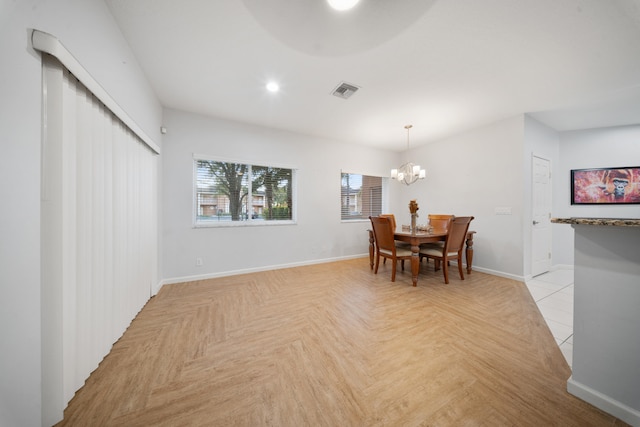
391, 125, 426, 185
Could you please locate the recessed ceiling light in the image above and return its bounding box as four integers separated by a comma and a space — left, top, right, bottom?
266, 81, 280, 93
327, 0, 360, 11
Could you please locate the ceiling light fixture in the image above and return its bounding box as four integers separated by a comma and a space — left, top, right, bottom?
327, 0, 360, 11
266, 81, 280, 92
391, 125, 426, 185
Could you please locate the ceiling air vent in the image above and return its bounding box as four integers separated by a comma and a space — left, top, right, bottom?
331, 82, 360, 99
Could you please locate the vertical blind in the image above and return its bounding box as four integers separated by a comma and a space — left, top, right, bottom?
41, 55, 158, 422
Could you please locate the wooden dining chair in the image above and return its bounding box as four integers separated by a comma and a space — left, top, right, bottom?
419, 216, 474, 284
380, 213, 411, 251
420, 214, 453, 256
380, 213, 398, 231
369, 216, 413, 282
428, 214, 454, 232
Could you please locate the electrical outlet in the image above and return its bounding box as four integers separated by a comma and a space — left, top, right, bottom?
495, 207, 512, 215
196, 257, 203, 266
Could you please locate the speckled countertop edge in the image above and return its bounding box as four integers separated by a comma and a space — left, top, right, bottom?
551, 218, 640, 227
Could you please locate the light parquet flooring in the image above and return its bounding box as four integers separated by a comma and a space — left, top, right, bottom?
57, 258, 628, 426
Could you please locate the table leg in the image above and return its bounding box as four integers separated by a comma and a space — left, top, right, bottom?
368, 230, 375, 270
465, 233, 475, 274
411, 243, 420, 287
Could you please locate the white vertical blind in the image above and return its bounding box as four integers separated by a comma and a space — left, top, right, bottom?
41, 55, 158, 422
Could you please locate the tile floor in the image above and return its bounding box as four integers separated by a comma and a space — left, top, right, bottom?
525, 269, 574, 367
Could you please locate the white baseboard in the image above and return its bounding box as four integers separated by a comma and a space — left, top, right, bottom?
551, 263, 574, 271
466, 265, 525, 282
448, 260, 525, 282
152, 280, 163, 296
160, 254, 367, 287
160, 257, 526, 290
568, 377, 640, 426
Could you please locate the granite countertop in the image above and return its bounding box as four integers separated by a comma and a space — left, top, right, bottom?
551, 217, 640, 227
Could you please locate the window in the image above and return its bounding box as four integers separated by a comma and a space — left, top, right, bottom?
195, 158, 295, 226
341, 172, 384, 220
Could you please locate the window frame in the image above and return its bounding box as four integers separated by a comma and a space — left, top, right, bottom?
193, 154, 297, 228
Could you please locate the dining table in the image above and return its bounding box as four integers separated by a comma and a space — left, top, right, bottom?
368, 228, 476, 287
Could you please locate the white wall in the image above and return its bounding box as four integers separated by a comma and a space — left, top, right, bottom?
166, 111, 614, 283
553, 125, 640, 266
161, 108, 397, 282
393, 115, 526, 279
0, 1, 162, 425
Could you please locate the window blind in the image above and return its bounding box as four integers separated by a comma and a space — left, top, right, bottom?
195, 158, 295, 225
341, 173, 384, 220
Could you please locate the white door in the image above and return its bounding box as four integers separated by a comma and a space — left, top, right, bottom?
532, 155, 552, 276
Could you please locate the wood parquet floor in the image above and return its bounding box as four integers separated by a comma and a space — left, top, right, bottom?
57, 258, 628, 426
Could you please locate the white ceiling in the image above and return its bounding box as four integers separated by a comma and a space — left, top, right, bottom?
105, 0, 640, 151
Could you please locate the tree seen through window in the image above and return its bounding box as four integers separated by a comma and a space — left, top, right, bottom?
196, 159, 294, 224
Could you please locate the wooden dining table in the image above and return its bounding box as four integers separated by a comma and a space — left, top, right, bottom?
368, 228, 476, 287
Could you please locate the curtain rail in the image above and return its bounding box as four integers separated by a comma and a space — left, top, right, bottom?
31, 29, 160, 155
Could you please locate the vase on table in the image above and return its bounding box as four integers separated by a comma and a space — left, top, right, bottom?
408, 199, 419, 235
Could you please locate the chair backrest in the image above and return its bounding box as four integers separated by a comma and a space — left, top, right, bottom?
443, 216, 474, 254
428, 214, 454, 232
369, 216, 396, 254
380, 214, 397, 232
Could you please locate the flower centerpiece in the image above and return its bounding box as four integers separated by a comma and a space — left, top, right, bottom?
409, 199, 419, 234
